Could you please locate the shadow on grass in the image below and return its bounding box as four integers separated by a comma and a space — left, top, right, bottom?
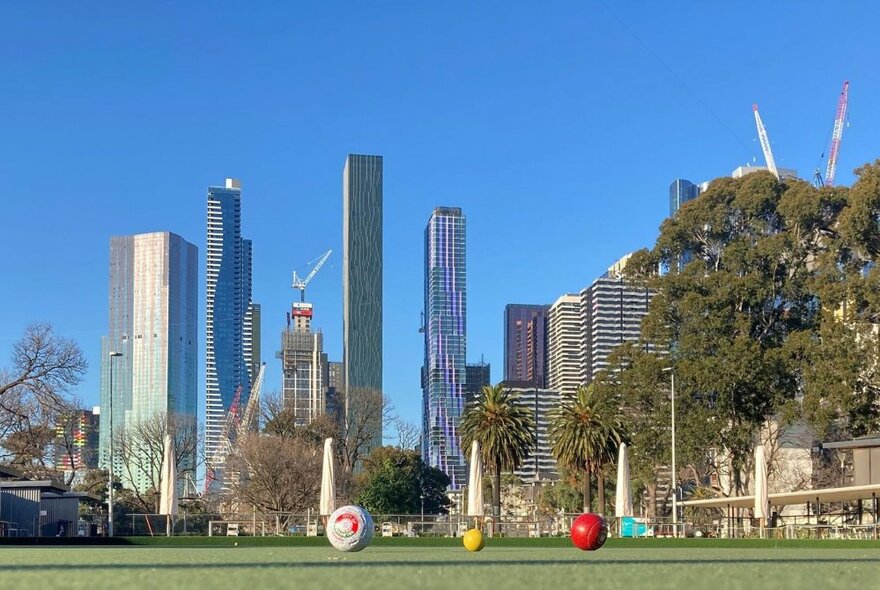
4, 557, 880, 572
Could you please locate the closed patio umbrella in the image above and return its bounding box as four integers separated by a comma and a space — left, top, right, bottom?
159, 434, 178, 536
467, 441, 484, 519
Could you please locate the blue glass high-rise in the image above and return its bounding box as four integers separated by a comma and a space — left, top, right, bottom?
422, 207, 467, 490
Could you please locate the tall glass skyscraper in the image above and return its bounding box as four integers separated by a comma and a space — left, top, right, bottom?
205, 179, 259, 487
99, 232, 198, 492
504, 304, 549, 387
343, 155, 384, 456
422, 207, 467, 489
669, 179, 699, 217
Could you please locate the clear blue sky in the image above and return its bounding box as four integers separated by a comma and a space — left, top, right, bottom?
1, 2, 878, 433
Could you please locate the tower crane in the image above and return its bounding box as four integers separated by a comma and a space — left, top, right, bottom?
753, 104, 779, 180
292, 249, 332, 302
823, 81, 849, 187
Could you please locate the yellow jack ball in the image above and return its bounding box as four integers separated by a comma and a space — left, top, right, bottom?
463, 528, 485, 552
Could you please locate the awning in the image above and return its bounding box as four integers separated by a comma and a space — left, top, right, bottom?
679, 483, 880, 510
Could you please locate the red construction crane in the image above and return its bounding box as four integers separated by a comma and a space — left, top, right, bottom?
823, 81, 850, 187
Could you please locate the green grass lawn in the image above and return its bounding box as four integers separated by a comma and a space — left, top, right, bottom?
1, 544, 878, 589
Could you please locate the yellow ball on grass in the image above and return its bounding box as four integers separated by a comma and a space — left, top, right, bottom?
463, 528, 485, 552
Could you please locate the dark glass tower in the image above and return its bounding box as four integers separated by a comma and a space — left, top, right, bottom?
343, 155, 384, 456
504, 304, 549, 387
422, 207, 467, 489
669, 179, 699, 217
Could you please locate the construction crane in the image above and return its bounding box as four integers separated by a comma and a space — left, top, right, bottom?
203, 363, 266, 493
292, 249, 332, 302
823, 81, 850, 187
753, 104, 779, 180
236, 362, 266, 443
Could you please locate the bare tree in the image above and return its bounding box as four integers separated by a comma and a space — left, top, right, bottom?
114, 412, 199, 513
338, 388, 396, 474
0, 323, 87, 407
228, 433, 323, 517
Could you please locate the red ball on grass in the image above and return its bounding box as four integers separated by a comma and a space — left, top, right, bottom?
570, 513, 607, 551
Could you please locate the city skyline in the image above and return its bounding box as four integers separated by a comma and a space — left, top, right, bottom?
1, 3, 876, 434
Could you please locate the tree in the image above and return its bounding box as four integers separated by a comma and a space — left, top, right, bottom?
620, 164, 880, 496
460, 384, 535, 521
355, 447, 451, 515
0, 323, 87, 406
114, 412, 199, 513
229, 433, 322, 517
549, 384, 625, 514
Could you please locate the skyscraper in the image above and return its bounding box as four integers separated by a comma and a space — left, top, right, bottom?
546, 294, 584, 397
504, 304, 549, 387
582, 253, 654, 381
464, 362, 490, 409
343, 155, 384, 456
502, 381, 561, 482
99, 232, 198, 491
422, 207, 467, 489
669, 179, 699, 217
55, 408, 100, 477
278, 302, 326, 427
205, 179, 259, 486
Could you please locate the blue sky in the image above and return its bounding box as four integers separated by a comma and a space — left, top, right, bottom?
1, 2, 878, 433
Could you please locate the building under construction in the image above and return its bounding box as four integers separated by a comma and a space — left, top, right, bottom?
276, 250, 334, 427
278, 303, 328, 427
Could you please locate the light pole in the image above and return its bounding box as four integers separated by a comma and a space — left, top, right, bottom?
662, 367, 677, 538
108, 351, 122, 537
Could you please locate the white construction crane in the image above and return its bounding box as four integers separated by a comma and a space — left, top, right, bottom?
237, 362, 266, 443
292, 249, 332, 302
753, 104, 779, 180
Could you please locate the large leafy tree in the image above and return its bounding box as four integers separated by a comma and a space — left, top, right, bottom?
356, 447, 451, 515
460, 384, 535, 521
549, 384, 625, 513
622, 163, 880, 495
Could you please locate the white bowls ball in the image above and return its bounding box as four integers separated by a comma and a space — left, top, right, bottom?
326, 505, 375, 552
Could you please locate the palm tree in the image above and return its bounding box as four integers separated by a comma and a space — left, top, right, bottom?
550, 384, 626, 514
460, 384, 535, 522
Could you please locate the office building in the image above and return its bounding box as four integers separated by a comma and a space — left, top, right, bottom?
422, 206, 467, 489
55, 408, 100, 477
100, 232, 198, 492
343, 155, 384, 455
582, 253, 654, 381
504, 304, 548, 387
669, 179, 700, 217
502, 381, 561, 482
546, 294, 584, 397
464, 362, 491, 409
205, 179, 260, 487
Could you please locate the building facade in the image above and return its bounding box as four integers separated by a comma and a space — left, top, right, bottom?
343, 155, 384, 455
582, 253, 654, 382
422, 207, 467, 489
99, 232, 198, 492
546, 294, 584, 397
205, 179, 260, 487
504, 304, 548, 387
464, 362, 490, 409
55, 408, 100, 476
502, 381, 561, 482
278, 302, 327, 427
669, 178, 700, 217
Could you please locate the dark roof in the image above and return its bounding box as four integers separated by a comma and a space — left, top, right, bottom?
0, 480, 69, 494
42, 491, 101, 502
0, 464, 25, 479
822, 436, 880, 450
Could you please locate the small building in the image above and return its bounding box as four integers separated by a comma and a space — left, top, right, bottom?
0, 465, 100, 537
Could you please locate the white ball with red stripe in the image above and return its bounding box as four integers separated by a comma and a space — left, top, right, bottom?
326, 505, 375, 552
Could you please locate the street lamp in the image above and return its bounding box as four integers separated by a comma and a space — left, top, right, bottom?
662, 367, 677, 538
108, 351, 122, 537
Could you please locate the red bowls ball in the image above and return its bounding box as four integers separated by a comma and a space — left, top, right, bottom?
570, 513, 607, 551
